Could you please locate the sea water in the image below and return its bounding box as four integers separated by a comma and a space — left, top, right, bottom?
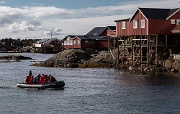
0, 53, 180, 114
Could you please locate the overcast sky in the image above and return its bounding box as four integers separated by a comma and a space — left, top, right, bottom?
0, 0, 179, 39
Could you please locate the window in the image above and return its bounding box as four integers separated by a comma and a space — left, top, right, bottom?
177, 19, 180, 25
122, 21, 126, 29
171, 19, 176, 24
85, 41, 89, 44
133, 20, 137, 28
74, 40, 76, 44
69, 40, 73, 45
141, 20, 145, 28
64, 41, 67, 45
77, 40, 80, 45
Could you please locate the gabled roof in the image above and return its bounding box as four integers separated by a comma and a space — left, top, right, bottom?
68, 35, 76, 38
77, 35, 89, 40
86, 27, 107, 36
131, 8, 179, 20
87, 36, 108, 40
64, 35, 90, 40
107, 26, 116, 30
114, 18, 130, 22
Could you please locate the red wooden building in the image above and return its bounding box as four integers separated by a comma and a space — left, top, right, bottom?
114, 8, 180, 66
63, 26, 116, 51
115, 8, 180, 36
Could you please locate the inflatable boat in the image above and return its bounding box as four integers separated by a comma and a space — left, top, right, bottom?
16, 81, 65, 89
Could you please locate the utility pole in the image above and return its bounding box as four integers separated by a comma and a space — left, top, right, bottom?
51, 34, 52, 41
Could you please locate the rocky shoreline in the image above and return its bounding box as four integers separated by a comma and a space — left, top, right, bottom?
0, 55, 32, 60
31, 49, 180, 74
32, 49, 114, 68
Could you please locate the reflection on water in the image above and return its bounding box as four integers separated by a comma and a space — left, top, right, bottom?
114, 69, 180, 86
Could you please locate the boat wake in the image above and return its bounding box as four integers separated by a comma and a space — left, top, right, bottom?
0, 85, 16, 89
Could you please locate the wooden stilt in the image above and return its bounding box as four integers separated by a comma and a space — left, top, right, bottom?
155, 35, 158, 65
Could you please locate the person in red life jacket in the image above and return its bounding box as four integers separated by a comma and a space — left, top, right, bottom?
25, 70, 34, 84
39, 74, 44, 84
39, 74, 48, 84
25, 76, 31, 84
25, 75, 33, 84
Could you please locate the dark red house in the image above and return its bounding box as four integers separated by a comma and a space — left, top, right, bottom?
63, 35, 95, 49
115, 8, 180, 36
63, 26, 116, 50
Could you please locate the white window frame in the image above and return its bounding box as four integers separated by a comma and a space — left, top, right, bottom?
122, 21, 126, 29
171, 19, 176, 24
67, 38, 69, 45
69, 40, 73, 45
141, 20, 145, 28
64, 41, 67, 45
133, 20, 137, 28
73, 40, 76, 44
77, 40, 80, 45
177, 19, 180, 25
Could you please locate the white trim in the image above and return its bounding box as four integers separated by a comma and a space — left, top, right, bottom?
166, 8, 180, 20
118, 40, 124, 41
171, 19, 176, 24
138, 9, 148, 20
133, 20, 138, 28
141, 19, 145, 28
130, 9, 139, 21
122, 21, 126, 29
67, 36, 75, 39
177, 19, 180, 25
133, 39, 147, 41
130, 8, 148, 21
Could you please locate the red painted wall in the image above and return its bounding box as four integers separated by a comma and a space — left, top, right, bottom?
81, 40, 95, 49
73, 38, 81, 48
116, 9, 180, 36
96, 40, 108, 49
130, 11, 147, 35
116, 20, 131, 36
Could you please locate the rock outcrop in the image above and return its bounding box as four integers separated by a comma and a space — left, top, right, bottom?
33, 49, 114, 68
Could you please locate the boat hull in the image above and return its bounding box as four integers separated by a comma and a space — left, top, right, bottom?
17, 81, 65, 89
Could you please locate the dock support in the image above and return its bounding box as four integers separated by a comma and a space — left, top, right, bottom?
155, 35, 158, 65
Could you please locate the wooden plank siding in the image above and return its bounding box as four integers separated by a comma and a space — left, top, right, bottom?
115, 8, 180, 37
63, 36, 96, 49
81, 40, 95, 49
116, 19, 131, 36
73, 37, 81, 49
130, 10, 147, 35
96, 40, 109, 50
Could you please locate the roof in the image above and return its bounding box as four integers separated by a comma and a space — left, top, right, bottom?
86, 27, 107, 36
107, 26, 116, 30
87, 36, 108, 40
67, 35, 77, 38
114, 18, 130, 22
77, 35, 90, 40
131, 8, 179, 20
